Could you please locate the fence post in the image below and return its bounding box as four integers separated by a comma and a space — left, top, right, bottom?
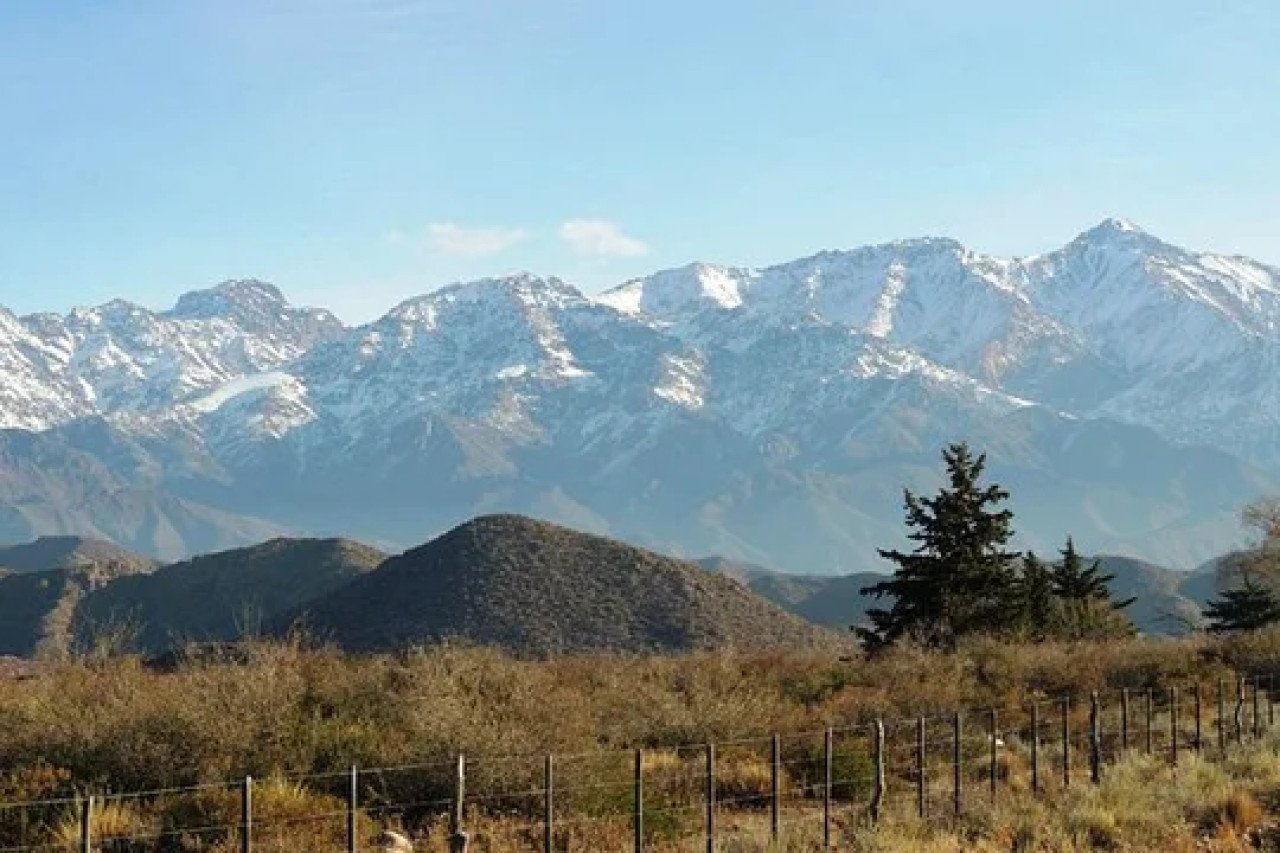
450, 755, 469, 853
80, 794, 93, 853
1030, 703, 1040, 795
545, 755, 554, 853
1194, 684, 1203, 755
871, 719, 886, 825
705, 743, 715, 853
823, 728, 832, 848
1120, 688, 1129, 752
242, 776, 253, 853
771, 734, 780, 846
916, 716, 926, 819
1235, 679, 1245, 745
1219, 679, 1227, 753
633, 749, 643, 853
989, 709, 998, 800
1170, 687, 1179, 767
953, 712, 962, 817
348, 765, 358, 853
1089, 692, 1101, 784
1061, 698, 1070, 789
1254, 680, 1262, 739
1144, 689, 1153, 755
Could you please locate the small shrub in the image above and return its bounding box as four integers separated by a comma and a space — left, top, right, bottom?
716, 748, 779, 804
1068, 806, 1121, 850
1212, 789, 1265, 837
53, 798, 151, 847
0, 762, 75, 844
790, 737, 873, 802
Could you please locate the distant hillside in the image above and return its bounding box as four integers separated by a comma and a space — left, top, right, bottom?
0, 569, 84, 657
288, 515, 842, 655
0, 537, 159, 657
0, 536, 157, 578
700, 558, 881, 632
75, 538, 386, 653
1095, 556, 1203, 634
708, 554, 1208, 637
1178, 557, 1224, 609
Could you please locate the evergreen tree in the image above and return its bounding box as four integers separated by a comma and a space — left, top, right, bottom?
1051, 538, 1108, 599
1205, 576, 1280, 633
1016, 551, 1056, 641
858, 442, 1020, 651
1051, 537, 1135, 639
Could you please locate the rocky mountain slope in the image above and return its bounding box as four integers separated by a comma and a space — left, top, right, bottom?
0, 221, 1276, 569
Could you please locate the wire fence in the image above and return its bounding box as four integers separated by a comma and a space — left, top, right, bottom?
0, 676, 1275, 851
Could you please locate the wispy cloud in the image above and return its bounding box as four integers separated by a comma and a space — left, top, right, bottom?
558, 219, 650, 258
428, 222, 529, 257
387, 222, 529, 258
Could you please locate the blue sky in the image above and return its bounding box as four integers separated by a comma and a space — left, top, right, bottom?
1, 0, 1278, 323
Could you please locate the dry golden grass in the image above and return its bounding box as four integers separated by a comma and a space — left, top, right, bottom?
0, 629, 1278, 849
52, 798, 150, 846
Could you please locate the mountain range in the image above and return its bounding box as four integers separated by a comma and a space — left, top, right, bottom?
0, 521, 840, 657
2, 219, 1278, 570
0, 522, 1226, 659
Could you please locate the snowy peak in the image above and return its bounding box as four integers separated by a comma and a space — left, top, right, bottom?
598, 263, 748, 319
170, 279, 290, 320
168, 279, 345, 341
0, 278, 346, 430
1057, 218, 1172, 267
1030, 220, 1280, 349
603, 238, 1035, 377
1081, 217, 1148, 239
294, 273, 603, 438
385, 273, 584, 327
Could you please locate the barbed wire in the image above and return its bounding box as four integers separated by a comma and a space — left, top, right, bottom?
0, 679, 1271, 850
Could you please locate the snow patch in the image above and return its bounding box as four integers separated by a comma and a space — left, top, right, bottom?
865, 263, 906, 337
653, 354, 705, 409
497, 364, 529, 380
186, 372, 294, 413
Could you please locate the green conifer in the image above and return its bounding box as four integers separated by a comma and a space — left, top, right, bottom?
1205, 576, 1280, 633
1016, 551, 1056, 640
1051, 537, 1134, 639
858, 442, 1019, 651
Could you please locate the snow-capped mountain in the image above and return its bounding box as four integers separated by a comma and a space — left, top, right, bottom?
2, 220, 1277, 567
601, 218, 1280, 468
0, 280, 343, 432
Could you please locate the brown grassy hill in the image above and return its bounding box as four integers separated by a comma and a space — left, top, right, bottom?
0, 535, 157, 578
75, 538, 386, 653
286, 515, 843, 655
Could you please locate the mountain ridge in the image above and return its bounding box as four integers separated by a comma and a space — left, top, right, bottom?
0, 220, 1275, 567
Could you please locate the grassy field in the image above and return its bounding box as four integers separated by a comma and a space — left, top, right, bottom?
2, 630, 1280, 849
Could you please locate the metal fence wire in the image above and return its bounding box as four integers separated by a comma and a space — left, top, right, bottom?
0, 677, 1274, 851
